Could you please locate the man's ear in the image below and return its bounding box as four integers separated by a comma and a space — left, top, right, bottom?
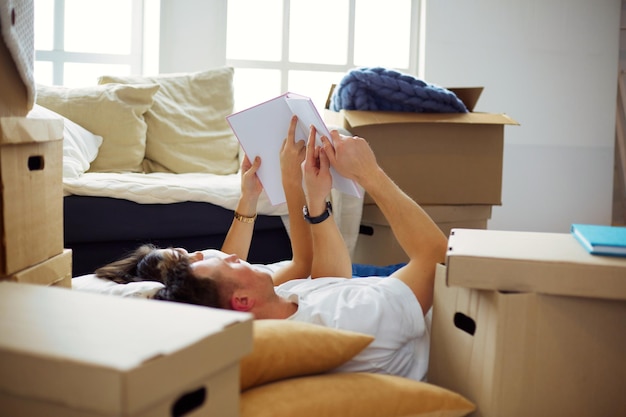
231, 293, 255, 312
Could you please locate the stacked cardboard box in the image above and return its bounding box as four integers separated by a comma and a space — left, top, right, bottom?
0, 116, 70, 287
354, 204, 493, 265
0, 282, 253, 416
324, 87, 517, 265
429, 229, 626, 417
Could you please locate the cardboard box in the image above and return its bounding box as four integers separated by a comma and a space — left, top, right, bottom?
354, 222, 408, 266
353, 204, 492, 265
0, 116, 64, 275
445, 228, 626, 300
324, 87, 518, 205
429, 230, 626, 417
0, 282, 253, 417
1, 248, 72, 288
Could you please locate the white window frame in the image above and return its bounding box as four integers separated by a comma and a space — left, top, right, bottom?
225, 0, 425, 94
34, 0, 145, 85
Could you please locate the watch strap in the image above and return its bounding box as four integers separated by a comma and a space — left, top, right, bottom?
303, 201, 333, 224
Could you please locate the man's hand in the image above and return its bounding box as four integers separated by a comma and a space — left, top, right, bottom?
302, 125, 332, 215
280, 115, 306, 188
321, 132, 379, 186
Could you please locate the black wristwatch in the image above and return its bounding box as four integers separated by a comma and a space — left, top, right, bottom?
303, 201, 333, 224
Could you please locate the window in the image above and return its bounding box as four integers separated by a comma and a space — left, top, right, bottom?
33, 0, 159, 86
33, 0, 423, 108
226, 0, 423, 111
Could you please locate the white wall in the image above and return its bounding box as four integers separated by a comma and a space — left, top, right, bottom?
425, 0, 621, 232
159, 0, 621, 233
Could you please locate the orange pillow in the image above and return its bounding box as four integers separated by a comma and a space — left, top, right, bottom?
240, 320, 374, 391
241, 373, 476, 417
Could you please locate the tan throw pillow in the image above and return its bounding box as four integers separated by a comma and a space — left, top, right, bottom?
36, 83, 159, 173
240, 320, 374, 391
98, 67, 240, 175
241, 373, 476, 417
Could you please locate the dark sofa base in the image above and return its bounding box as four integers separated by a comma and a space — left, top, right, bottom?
64, 195, 293, 276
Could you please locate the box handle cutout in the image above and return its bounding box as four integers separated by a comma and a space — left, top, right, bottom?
171, 386, 206, 417
453, 312, 476, 336
28, 155, 44, 171
359, 225, 374, 236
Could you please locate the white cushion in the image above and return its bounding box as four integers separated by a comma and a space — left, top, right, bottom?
27, 104, 103, 178
72, 274, 165, 298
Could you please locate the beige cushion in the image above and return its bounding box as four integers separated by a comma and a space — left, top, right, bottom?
240, 320, 374, 391
36, 83, 159, 173
98, 67, 240, 175
241, 373, 476, 417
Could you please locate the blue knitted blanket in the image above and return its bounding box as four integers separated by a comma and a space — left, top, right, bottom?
330, 67, 467, 113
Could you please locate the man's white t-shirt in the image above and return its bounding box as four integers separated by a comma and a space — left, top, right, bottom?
274, 276, 431, 381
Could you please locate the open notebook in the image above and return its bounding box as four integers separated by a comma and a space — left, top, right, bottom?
227, 92, 363, 206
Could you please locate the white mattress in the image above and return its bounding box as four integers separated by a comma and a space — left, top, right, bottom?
63, 172, 364, 254
63, 172, 287, 215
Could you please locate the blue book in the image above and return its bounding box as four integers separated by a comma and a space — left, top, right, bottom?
570, 224, 626, 257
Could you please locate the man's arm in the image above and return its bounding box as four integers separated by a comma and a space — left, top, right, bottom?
322, 135, 447, 313
221, 155, 262, 261
301, 127, 352, 279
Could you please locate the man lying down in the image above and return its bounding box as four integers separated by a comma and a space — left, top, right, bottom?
88, 117, 447, 382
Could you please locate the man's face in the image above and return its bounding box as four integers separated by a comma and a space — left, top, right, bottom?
190, 251, 275, 299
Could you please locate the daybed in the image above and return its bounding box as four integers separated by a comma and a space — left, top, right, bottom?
31, 67, 362, 276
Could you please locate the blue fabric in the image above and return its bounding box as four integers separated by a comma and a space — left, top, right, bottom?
330, 67, 467, 113
352, 262, 407, 278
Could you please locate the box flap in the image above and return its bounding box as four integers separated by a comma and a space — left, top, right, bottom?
446, 229, 626, 301
341, 109, 518, 128
0, 117, 63, 144
448, 87, 483, 112
0, 282, 253, 415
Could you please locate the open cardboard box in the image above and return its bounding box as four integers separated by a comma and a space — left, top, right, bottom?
0, 282, 253, 417
324, 86, 518, 205
429, 229, 626, 417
